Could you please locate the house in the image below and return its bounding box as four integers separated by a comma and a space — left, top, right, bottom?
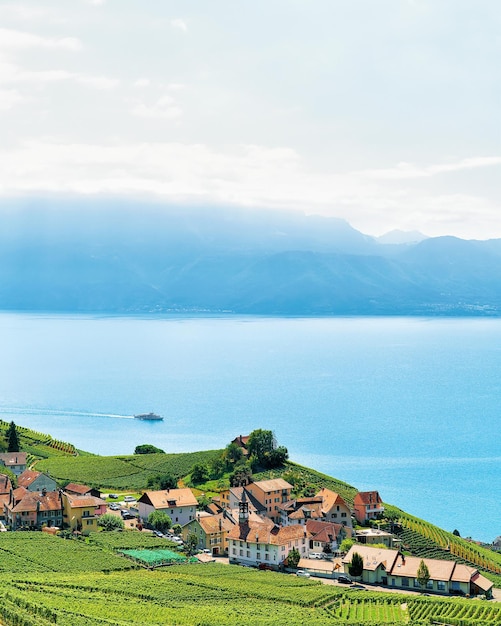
306, 520, 352, 554
279, 496, 324, 526
4, 488, 63, 530
219, 486, 267, 516
0, 474, 13, 520
342, 545, 493, 598
316, 488, 352, 528
355, 528, 399, 548
246, 478, 293, 523
64, 483, 101, 499
61, 491, 107, 532
137, 488, 198, 526
182, 510, 236, 555
353, 491, 384, 524
230, 435, 250, 456
227, 495, 310, 568
17, 470, 57, 493
280, 489, 352, 529
0, 452, 27, 476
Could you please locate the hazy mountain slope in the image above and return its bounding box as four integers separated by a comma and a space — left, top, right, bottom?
1, 201, 501, 315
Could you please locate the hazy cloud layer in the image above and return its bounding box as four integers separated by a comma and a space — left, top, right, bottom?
0, 0, 499, 239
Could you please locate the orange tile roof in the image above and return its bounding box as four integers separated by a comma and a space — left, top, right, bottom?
64, 492, 106, 508
342, 545, 399, 572
0, 452, 27, 466
139, 488, 198, 508
197, 513, 235, 535
354, 491, 383, 506
17, 470, 42, 488
470, 571, 494, 592
65, 483, 92, 495
316, 487, 349, 513
228, 519, 309, 545
252, 478, 293, 493
11, 491, 62, 513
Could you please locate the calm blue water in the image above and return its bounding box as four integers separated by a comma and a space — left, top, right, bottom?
0, 314, 499, 543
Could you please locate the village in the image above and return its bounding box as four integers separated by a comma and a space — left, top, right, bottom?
0, 435, 495, 602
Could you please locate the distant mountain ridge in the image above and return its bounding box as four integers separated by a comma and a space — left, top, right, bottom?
1, 200, 501, 316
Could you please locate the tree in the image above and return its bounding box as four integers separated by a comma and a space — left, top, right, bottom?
190, 463, 209, 484
7, 421, 20, 453
339, 538, 355, 554
134, 444, 165, 454
147, 510, 172, 533
247, 429, 288, 469
229, 464, 252, 487
97, 513, 125, 531
247, 429, 275, 463
223, 442, 243, 465
185, 532, 199, 556
417, 559, 430, 591
287, 547, 301, 569
348, 552, 364, 579
159, 474, 177, 490
453, 529, 461, 537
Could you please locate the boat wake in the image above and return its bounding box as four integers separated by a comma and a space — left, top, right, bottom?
0, 407, 134, 419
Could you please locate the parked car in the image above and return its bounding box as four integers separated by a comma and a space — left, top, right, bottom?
108, 503, 121, 510
296, 570, 311, 578
108, 494, 118, 499
153, 530, 164, 537
121, 510, 134, 519
123, 495, 136, 502
309, 553, 323, 559
337, 575, 353, 584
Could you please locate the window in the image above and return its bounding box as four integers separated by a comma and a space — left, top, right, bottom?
265, 554, 269, 561
341, 512, 347, 518
401, 578, 409, 587
239, 549, 243, 556
246, 551, 250, 558
437, 581, 445, 591
413, 579, 421, 588
232, 548, 236, 555
257, 552, 261, 559
427, 580, 433, 589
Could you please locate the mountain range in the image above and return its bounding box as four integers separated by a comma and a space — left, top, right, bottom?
1, 199, 501, 316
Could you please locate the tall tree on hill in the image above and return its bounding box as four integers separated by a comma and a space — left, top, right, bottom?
247, 429, 288, 469
417, 559, 430, 591
7, 421, 20, 453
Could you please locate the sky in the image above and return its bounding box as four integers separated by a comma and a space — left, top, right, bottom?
0, 0, 499, 239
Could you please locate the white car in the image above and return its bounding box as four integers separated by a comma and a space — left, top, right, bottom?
296, 570, 311, 578
123, 495, 136, 502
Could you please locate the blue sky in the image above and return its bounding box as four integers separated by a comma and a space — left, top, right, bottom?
0, 0, 499, 239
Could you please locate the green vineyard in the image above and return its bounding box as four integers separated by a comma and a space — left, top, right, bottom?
389, 511, 501, 579
0, 563, 500, 625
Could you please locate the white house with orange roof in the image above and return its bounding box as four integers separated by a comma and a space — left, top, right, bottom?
227, 496, 309, 568
342, 545, 493, 598
137, 488, 198, 526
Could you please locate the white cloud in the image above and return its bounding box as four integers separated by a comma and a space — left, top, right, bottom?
0, 59, 118, 90
0, 88, 26, 110
0, 28, 81, 51
170, 19, 187, 32
130, 95, 182, 119
362, 157, 501, 181
0, 139, 498, 239
133, 78, 150, 88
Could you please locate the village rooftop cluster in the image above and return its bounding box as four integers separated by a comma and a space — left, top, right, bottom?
0, 441, 494, 600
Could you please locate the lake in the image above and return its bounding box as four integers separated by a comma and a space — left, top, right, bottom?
0, 313, 499, 543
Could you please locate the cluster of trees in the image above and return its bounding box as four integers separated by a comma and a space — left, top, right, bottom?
134, 444, 165, 455
189, 429, 288, 488
146, 473, 177, 490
